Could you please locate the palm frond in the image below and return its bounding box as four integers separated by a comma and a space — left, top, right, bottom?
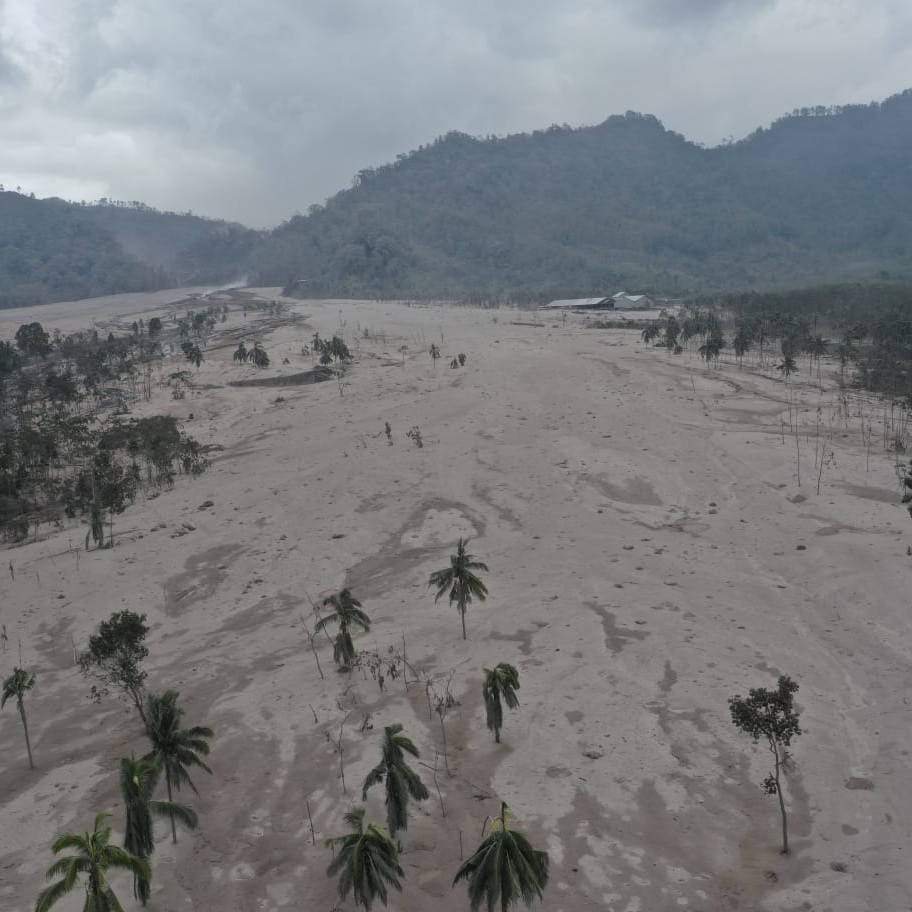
35, 875, 79, 912
149, 799, 198, 830
49, 831, 89, 856
102, 845, 152, 883
362, 763, 385, 799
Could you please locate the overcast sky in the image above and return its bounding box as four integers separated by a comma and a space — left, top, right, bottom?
1, 0, 910, 227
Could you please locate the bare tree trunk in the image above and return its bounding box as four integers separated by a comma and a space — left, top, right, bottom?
306, 799, 315, 845
130, 687, 148, 729
19, 702, 34, 769
460, 598, 467, 640
774, 745, 789, 854
166, 770, 177, 843
438, 711, 450, 775
431, 750, 446, 818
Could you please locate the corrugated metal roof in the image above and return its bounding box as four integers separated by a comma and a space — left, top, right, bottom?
543, 297, 611, 308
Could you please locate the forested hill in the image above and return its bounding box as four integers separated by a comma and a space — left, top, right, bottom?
251, 89, 912, 297
0, 192, 259, 309
5, 89, 912, 306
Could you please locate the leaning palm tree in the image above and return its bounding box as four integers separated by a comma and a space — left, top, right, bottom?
316, 588, 371, 670
2, 666, 36, 769
482, 664, 520, 744
454, 802, 549, 912
428, 538, 489, 640
36, 811, 151, 912
326, 808, 403, 911
143, 690, 213, 844
120, 755, 198, 904
362, 724, 429, 837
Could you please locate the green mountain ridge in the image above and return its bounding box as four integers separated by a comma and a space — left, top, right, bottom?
252, 90, 912, 297
3, 88, 912, 307
0, 193, 257, 308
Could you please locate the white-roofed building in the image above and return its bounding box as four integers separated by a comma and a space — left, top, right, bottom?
541, 296, 613, 310
611, 292, 656, 310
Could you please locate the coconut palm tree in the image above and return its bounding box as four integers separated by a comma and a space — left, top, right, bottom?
185, 345, 203, 369
315, 588, 371, 670
249, 341, 270, 368
428, 538, 489, 640
35, 811, 151, 912
454, 802, 549, 912
805, 335, 829, 378
429, 343, 441, 367
326, 808, 403, 911
732, 328, 752, 368
362, 724, 429, 837
232, 341, 248, 363
777, 352, 798, 381
120, 755, 198, 904
641, 323, 661, 344
143, 690, 213, 844
2, 666, 36, 769
482, 664, 520, 744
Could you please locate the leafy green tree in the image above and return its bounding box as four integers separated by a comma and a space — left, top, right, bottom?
233, 341, 248, 363
362, 724, 429, 837
729, 675, 802, 854
428, 538, 489, 640
147, 318, 163, 338
79, 610, 149, 724
454, 802, 549, 912
35, 811, 151, 912
315, 588, 371, 670
2, 666, 36, 768
88, 449, 137, 549
120, 755, 198, 903
143, 690, 213, 844
326, 808, 404, 911
330, 336, 352, 362
15, 322, 52, 357
0, 340, 20, 377
482, 664, 520, 743
698, 328, 725, 366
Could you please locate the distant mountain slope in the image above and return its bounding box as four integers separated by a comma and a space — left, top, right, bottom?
0, 193, 259, 308
5, 89, 912, 306
251, 89, 912, 296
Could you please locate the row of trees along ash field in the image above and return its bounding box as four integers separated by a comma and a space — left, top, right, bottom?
6, 531, 805, 911
0, 295, 299, 546
637, 284, 912, 492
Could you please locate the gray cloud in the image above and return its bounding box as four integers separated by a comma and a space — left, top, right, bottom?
626, 0, 775, 26
0, 0, 910, 225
